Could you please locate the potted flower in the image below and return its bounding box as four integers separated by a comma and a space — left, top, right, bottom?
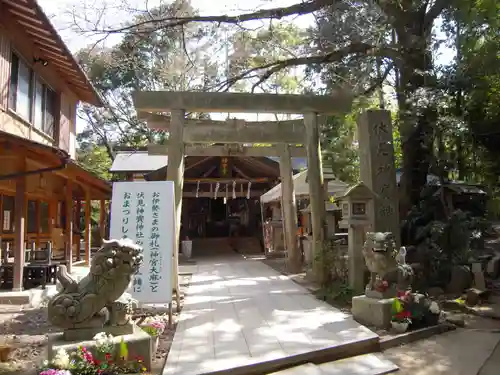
391, 296, 411, 333
140, 319, 166, 353
391, 310, 412, 333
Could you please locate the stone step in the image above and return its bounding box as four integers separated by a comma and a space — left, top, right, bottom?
269, 353, 398, 375
234, 237, 263, 254
192, 237, 236, 256
195, 335, 380, 375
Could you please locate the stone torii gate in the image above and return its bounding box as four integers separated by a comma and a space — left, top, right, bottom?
132, 90, 353, 296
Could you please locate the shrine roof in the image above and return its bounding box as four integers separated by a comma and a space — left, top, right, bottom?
110, 150, 305, 175
110, 151, 167, 173
267, 157, 307, 172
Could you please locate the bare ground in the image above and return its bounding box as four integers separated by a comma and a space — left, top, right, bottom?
384, 315, 500, 375
0, 273, 191, 375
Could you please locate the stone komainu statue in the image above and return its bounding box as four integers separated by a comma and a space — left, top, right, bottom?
48, 239, 143, 329
363, 232, 413, 292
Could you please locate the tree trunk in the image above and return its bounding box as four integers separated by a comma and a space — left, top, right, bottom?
397, 41, 436, 217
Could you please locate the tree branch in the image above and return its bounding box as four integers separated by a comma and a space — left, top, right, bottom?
94, 0, 337, 35
424, 0, 452, 30
358, 63, 393, 97
230, 42, 400, 92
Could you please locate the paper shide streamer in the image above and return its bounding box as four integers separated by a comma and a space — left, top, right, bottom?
214, 182, 220, 199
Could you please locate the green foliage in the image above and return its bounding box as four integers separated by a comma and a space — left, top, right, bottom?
321, 114, 359, 184
229, 23, 307, 93
391, 298, 403, 315
391, 113, 402, 169
76, 146, 112, 181
438, 0, 500, 184
316, 282, 353, 307
402, 186, 489, 286
313, 239, 349, 287
119, 338, 128, 361
314, 236, 353, 305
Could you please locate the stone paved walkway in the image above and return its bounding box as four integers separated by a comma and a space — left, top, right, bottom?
163, 256, 378, 374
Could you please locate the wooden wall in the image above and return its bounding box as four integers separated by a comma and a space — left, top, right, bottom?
0, 27, 78, 159
59, 92, 75, 157
0, 29, 9, 108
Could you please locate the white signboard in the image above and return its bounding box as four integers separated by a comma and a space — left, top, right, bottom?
110, 181, 175, 304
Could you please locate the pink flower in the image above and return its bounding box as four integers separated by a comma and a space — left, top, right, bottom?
40, 370, 71, 375
151, 321, 165, 330
83, 351, 94, 364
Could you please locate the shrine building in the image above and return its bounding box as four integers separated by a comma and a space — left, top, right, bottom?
109, 148, 306, 256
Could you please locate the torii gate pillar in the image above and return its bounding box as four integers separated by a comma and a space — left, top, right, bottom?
304, 113, 328, 283
166, 109, 184, 312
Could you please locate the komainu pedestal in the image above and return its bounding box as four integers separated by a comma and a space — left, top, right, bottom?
352, 232, 414, 328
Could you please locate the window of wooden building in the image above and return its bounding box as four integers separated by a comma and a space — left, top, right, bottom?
0, 194, 51, 236
1, 195, 14, 233
40, 202, 49, 234
56, 202, 62, 228
8, 52, 57, 139
27, 200, 37, 233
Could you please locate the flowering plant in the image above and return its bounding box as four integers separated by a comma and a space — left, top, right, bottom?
140, 319, 166, 337
392, 290, 442, 327
39, 370, 72, 375
94, 332, 114, 354
391, 297, 412, 324
392, 310, 412, 324
38, 333, 149, 375
374, 279, 389, 292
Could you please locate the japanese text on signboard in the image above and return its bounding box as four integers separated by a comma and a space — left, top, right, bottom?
110, 181, 174, 304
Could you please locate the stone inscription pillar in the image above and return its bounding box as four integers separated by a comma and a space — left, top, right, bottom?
348, 227, 366, 294
357, 110, 400, 245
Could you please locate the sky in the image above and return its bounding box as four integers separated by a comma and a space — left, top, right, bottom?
38, 0, 315, 129
37, 0, 455, 133
38, 0, 315, 52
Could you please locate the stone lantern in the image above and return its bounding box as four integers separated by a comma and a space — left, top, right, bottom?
338, 182, 375, 294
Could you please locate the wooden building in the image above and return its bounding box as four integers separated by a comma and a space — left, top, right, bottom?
110, 150, 305, 255
0, 0, 111, 291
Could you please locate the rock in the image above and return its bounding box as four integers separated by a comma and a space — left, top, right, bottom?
446, 313, 466, 327
446, 265, 472, 294
465, 288, 482, 306
486, 255, 500, 279
465, 288, 490, 306
427, 287, 445, 298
